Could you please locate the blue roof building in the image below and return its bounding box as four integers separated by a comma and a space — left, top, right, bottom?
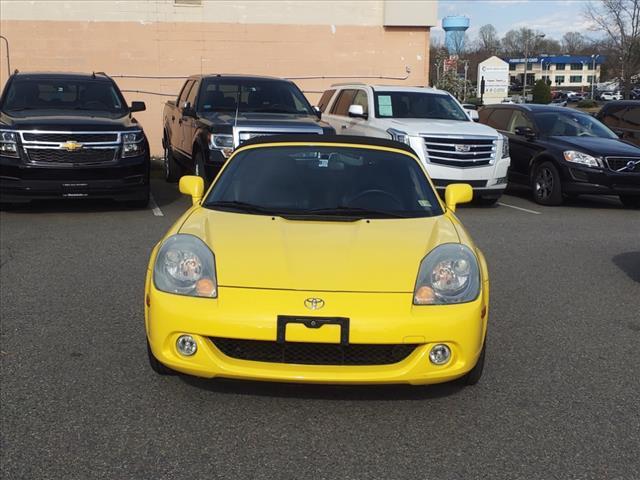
505, 54, 605, 90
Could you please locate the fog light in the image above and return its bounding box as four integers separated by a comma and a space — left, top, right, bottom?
176, 335, 197, 356
429, 344, 451, 365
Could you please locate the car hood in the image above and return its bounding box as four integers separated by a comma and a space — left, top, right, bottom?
386, 118, 500, 137
200, 112, 331, 131
548, 136, 640, 156
178, 209, 460, 292
0, 111, 138, 130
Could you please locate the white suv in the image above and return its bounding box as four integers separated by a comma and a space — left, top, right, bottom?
317, 84, 511, 204
600, 91, 622, 101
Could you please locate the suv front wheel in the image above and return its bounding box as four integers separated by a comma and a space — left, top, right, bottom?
532, 161, 563, 205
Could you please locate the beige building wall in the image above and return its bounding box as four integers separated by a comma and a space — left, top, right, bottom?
0, 0, 437, 155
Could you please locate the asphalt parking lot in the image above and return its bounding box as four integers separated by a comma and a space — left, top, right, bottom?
1, 167, 639, 480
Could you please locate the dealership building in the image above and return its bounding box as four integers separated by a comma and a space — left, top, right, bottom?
506, 55, 605, 91
0, 0, 438, 154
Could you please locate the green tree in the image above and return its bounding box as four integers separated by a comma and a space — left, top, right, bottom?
532, 79, 552, 104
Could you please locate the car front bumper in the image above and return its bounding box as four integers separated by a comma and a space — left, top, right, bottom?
562, 164, 640, 196
145, 278, 489, 385
0, 154, 149, 202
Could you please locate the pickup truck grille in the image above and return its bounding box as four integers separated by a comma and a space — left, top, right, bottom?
22, 132, 119, 143
605, 157, 640, 173
421, 136, 497, 167
26, 148, 117, 165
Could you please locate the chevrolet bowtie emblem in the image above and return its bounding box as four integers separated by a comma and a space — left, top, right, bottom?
61, 141, 83, 152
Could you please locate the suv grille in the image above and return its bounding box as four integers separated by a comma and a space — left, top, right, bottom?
421, 136, 497, 167
22, 132, 119, 143
605, 157, 640, 173
26, 148, 117, 165
210, 337, 418, 366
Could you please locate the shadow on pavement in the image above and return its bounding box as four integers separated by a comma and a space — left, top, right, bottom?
179, 375, 465, 401
612, 251, 640, 283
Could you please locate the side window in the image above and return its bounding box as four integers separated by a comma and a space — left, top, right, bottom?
486, 109, 513, 131
622, 106, 640, 129
178, 80, 194, 106
478, 107, 492, 125
508, 111, 534, 133
186, 81, 199, 108
352, 90, 369, 115
317, 89, 336, 112
330, 89, 357, 116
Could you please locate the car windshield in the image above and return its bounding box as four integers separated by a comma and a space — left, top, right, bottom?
374, 91, 469, 121
204, 145, 443, 219
198, 78, 314, 115
1, 78, 127, 114
534, 111, 618, 138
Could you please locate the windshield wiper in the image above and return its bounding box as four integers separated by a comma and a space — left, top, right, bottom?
300, 206, 410, 218
206, 200, 280, 215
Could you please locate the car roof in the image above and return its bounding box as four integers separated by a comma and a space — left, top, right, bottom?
11, 71, 112, 82
237, 134, 417, 155
190, 74, 292, 82
329, 83, 448, 95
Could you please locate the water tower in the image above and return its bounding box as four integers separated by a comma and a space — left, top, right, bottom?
442, 16, 470, 57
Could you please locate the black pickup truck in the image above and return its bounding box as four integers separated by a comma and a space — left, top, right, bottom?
0, 71, 150, 206
162, 74, 334, 182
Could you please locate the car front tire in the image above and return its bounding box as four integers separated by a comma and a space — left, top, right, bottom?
532, 161, 563, 206
164, 142, 183, 183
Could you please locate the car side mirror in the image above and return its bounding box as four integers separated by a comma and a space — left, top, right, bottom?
179, 175, 205, 205
444, 183, 473, 212
182, 102, 196, 117
466, 109, 479, 122
130, 101, 146, 113
612, 128, 625, 138
312, 105, 322, 120
514, 126, 536, 139
348, 104, 367, 119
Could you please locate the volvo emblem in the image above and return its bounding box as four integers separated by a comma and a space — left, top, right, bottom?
455, 144, 471, 153
304, 298, 325, 310
617, 159, 640, 172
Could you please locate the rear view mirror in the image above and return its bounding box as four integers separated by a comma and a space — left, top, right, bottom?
179, 175, 205, 205
444, 183, 473, 212
348, 104, 367, 118
130, 101, 146, 113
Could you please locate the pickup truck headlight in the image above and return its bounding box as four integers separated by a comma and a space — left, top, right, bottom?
387, 128, 410, 145
413, 244, 480, 305
208, 133, 234, 158
121, 130, 145, 158
153, 234, 217, 298
563, 150, 602, 168
501, 134, 509, 159
0, 130, 19, 158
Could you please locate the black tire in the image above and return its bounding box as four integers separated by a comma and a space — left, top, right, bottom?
147, 340, 176, 375
474, 196, 499, 207
461, 340, 486, 386
620, 195, 640, 209
193, 149, 210, 186
532, 161, 563, 206
163, 139, 183, 183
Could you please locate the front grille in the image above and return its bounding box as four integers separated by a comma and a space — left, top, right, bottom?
605, 157, 640, 173
422, 136, 496, 167
210, 337, 418, 366
22, 132, 119, 143
26, 148, 117, 164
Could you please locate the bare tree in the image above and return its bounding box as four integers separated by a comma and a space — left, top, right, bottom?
501, 27, 548, 56
562, 32, 586, 53
478, 24, 500, 55
584, 0, 640, 97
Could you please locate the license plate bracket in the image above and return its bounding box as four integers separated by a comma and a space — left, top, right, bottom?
277, 316, 350, 346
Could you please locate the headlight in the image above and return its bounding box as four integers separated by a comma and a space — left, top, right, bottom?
413, 244, 480, 305
387, 128, 410, 145
121, 130, 145, 158
208, 133, 234, 158
563, 150, 602, 168
501, 134, 509, 159
0, 130, 19, 158
153, 234, 217, 298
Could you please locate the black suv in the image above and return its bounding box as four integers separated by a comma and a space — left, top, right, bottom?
0, 72, 149, 206
479, 104, 640, 208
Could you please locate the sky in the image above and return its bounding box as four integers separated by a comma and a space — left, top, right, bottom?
432, 0, 599, 43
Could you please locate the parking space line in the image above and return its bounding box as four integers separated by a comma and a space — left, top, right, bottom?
497, 202, 541, 215
149, 194, 164, 217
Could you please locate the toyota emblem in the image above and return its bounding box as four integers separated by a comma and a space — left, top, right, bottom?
304, 298, 325, 310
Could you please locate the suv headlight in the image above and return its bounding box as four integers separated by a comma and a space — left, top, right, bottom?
153, 234, 217, 298
501, 134, 509, 159
563, 150, 602, 168
208, 133, 234, 158
413, 244, 480, 305
0, 130, 19, 158
121, 130, 145, 158
387, 128, 410, 145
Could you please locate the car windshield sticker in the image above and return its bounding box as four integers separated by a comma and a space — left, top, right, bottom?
378, 95, 393, 116
318, 159, 328, 167
418, 199, 432, 207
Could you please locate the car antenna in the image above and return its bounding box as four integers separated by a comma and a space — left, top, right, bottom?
233, 83, 240, 128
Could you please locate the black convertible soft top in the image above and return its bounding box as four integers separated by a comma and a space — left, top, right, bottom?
238, 134, 417, 155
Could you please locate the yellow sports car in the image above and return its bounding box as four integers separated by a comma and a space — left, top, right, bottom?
145, 135, 489, 386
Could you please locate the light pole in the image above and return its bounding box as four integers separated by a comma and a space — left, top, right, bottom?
463, 60, 469, 101
591, 54, 599, 99
523, 33, 545, 102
